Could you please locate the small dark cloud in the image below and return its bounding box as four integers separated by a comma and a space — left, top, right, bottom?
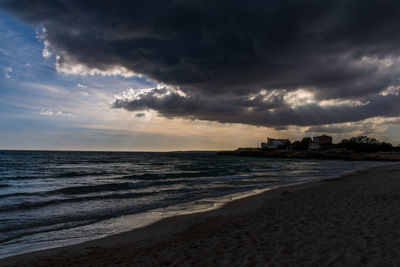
273, 126, 288, 131
3, 0, 400, 126
307, 125, 359, 134
135, 112, 146, 118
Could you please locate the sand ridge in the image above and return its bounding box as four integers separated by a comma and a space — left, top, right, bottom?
2, 164, 400, 266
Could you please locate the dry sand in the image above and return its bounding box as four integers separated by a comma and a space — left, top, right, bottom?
2, 163, 400, 266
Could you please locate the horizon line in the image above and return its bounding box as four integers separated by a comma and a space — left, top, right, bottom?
0, 149, 225, 153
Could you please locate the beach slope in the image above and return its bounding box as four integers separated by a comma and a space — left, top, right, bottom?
2, 164, 400, 266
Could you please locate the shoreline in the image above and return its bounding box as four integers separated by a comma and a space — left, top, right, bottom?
218, 149, 400, 161
0, 163, 379, 259
0, 175, 325, 262
1, 163, 399, 266
0, 159, 380, 259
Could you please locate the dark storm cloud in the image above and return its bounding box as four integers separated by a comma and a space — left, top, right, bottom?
113, 87, 400, 127
2, 0, 400, 126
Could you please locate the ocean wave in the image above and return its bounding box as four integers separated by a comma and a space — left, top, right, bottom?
0, 170, 117, 180
0, 220, 96, 244
0, 175, 45, 180
52, 174, 280, 196
250, 168, 280, 172
0, 199, 189, 239
0, 191, 157, 212
53, 182, 149, 195
118, 171, 226, 180
53, 170, 112, 178
0, 191, 46, 199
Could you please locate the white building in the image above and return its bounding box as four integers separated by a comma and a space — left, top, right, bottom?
262, 138, 290, 149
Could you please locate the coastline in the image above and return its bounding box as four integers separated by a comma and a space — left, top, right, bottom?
2, 163, 399, 266
218, 148, 400, 161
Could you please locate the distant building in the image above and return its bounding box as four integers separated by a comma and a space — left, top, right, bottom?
262, 138, 290, 149
308, 142, 320, 150
309, 135, 333, 150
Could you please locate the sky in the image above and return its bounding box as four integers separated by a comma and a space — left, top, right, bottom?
1, 0, 400, 151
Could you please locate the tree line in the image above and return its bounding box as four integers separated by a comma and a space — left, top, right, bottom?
288, 136, 398, 152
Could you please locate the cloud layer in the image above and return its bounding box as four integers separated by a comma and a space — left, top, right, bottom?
113, 87, 400, 127
2, 0, 400, 126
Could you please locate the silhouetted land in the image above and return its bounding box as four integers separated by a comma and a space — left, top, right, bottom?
218, 148, 400, 161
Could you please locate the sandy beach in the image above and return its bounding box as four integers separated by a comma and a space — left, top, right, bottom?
2, 163, 400, 266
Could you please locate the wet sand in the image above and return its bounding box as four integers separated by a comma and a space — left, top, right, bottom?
2, 163, 400, 266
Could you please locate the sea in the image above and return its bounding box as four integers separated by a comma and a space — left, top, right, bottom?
0, 150, 390, 258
